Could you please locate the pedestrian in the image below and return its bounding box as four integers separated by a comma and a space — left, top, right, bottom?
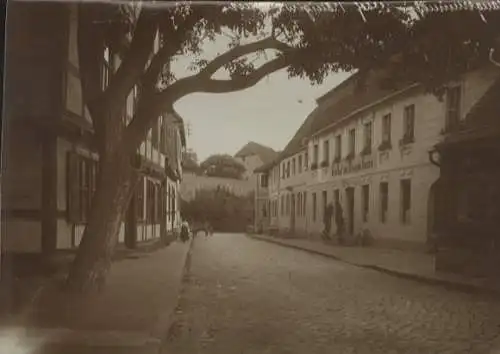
322, 202, 333, 240
180, 219, 190, 243
335, 199, 345, 245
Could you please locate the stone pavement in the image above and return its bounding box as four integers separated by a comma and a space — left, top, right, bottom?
163, 233, 500, 354
0, 239, 192, 354
249, 234, 500, 296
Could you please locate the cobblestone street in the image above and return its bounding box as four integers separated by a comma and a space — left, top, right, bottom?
162, 234, 500, 354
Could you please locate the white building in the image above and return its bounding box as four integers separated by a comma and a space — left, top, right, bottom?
255, 65, 499, 250
3, 2, 185, 253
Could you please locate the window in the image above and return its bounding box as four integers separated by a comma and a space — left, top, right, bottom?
312, 192, 317, 221
101, 46, 111, 90
292, 158, 296, 176
298, 155, 303, 173
401, 179, 412, 224
403, 104, 415, 142
136, 177, 145, 221
67, 153, 98, 223
313, 144, 319, 164
286, 194, 290, 216
282, 163, 285, 179
446, 86, 461, 131
152, 119, 159, 149
304, 151, 309, 170
322, 140, 330, 166
380, 182, 388, 223
260, 174, 268, 188
335, 135, 342, 161
382, 114, 392, 144
146, 179, 159, 223
362, 184, 369, 222
348, 129, 356, 157
363, 122, 372, 154
281, 195, 284, 216
287, 161, 291, 178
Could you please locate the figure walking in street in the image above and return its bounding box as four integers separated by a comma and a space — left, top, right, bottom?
335, 199, 345, 245
180, 219, 191, 243
322, 202, 334, 241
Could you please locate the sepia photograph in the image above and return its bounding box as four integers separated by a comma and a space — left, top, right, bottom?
1, 1, 500, 353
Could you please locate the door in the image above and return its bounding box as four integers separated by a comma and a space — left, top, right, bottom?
346, 187, 355, 235
290, 193, 296, 233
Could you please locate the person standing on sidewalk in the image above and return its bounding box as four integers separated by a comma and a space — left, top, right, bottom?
322, 202, 334, 240
334, 200, 345, 245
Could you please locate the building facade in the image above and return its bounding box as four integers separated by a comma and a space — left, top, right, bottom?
254, 65, 498, 249
2, 2, 185, 254
433, 75, 500, 278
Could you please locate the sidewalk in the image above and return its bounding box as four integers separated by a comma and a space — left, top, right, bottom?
249, 234, 500, 296
0, 239, 192, 354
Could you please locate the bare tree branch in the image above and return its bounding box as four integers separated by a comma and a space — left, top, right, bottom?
196, 55, 289, 94
141, 10, 205, 92
199, 37, 293, 78
125, 51, 292, 149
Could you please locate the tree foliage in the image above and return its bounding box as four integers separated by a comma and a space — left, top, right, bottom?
181, 188, 253, 232
200, 154, 246, 179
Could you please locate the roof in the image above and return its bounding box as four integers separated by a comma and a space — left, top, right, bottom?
277, 69, 417, 161
464, 76, 500, 129
234, 141, 278, 164
439, 76, 500, 147
308, 69, 417, 137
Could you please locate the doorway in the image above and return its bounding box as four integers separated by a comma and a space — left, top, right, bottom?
345, 187, 355, 235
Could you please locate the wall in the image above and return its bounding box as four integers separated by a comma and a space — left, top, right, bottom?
269, 65, 499, 247
2, 126, 44, 252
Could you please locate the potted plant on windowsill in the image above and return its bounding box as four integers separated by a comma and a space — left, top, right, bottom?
378, 140, 392, 152
310, 162, 318, 170
399, 134, 414, 147
320, 160, 329, 168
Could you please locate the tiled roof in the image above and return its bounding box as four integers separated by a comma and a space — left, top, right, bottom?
234, 141, 278, 164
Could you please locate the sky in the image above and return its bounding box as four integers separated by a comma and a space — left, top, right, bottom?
170, 32, 352, 163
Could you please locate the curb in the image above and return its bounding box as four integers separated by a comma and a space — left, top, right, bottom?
151, 237, 194, 344
248, 234, 500, 298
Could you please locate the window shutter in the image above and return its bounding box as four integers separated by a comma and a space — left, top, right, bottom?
67, 152, 80, 222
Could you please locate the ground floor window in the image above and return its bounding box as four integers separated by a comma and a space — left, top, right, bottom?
136, 176, 145, 221
67, 152, 98, 223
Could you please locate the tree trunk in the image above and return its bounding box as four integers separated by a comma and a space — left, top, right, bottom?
65, 150, 138, 293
